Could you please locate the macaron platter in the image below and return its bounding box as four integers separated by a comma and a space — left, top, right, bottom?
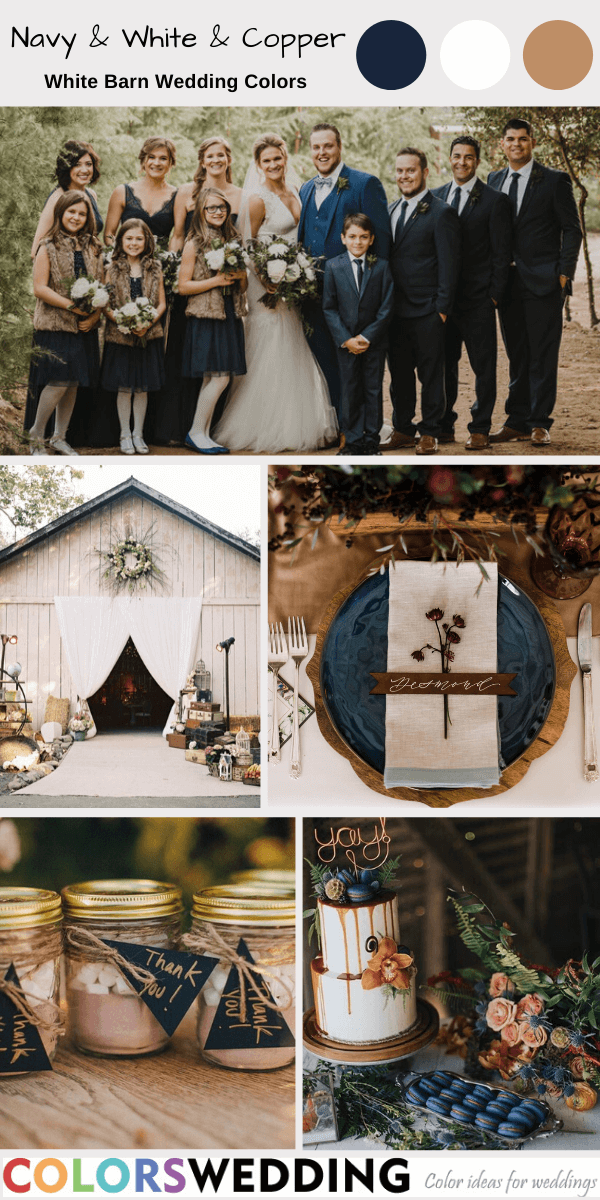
401, 1070, 563, 1146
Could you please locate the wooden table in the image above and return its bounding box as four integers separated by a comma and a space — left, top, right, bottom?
0, 1011, 295, 1150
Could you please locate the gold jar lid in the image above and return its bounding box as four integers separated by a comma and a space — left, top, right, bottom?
192, 884, 295, 927
230, 869, 295, 890
62, 879, 183, 921
0, 887, 62, 929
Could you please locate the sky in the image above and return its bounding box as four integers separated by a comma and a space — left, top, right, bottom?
24, 462, 261, 542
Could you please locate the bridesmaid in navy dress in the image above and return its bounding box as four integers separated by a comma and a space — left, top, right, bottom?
88, 137, 178, 448
31, 141, 104, 259
162, 137, 243, 445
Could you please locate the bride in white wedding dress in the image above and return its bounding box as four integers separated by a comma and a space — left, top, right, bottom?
214, 133, 338, 453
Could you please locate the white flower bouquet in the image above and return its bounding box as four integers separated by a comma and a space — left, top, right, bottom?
69, 275, 110, 315
112, 296, 158, 347
247, 237, 321, 312
204, 238, 250, 294
68, 711, 93, 734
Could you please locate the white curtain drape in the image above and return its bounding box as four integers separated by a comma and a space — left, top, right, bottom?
54, 597, 202, 737
124, 597, 202, 734
54, 596, 130, 700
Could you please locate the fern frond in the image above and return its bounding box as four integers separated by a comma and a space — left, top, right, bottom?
420, 985, 478, 1011
494, 944, 543, 993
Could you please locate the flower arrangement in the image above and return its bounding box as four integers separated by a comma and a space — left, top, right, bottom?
97, 532, 165, 595
246, 235, 321, 314
112, 296, 158, 347
412, 609, 466, 738
204, 238, 249, 295
425, 890, 600, 1109
157, 249, 181, 302
268, 465, 591, 573
68, 711, 92, 734
68, 275, 110, 315
304, 853, 401, 945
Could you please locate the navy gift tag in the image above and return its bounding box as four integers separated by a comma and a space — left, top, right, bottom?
204, 938, 295, 1050
0, 963, 53, 1073
102, 940, 220, 1037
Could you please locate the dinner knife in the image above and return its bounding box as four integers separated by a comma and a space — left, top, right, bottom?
577, 602, 599, 782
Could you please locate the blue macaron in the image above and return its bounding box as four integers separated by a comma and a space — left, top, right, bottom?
505, 1108, 537, 1132
426, 1096, 453, 1116
430, 1071, 454, 1087
497, 1121, 526, 1140
463, 1095, 487, 1113
406, 1084, 429, 1106
419, 1078, 442, 1097
487, 1100, 514, 1118
439, 1088, 459, 1103
450, 1103, 475, 1124
518, 1099, 547, 1124
473, 1085, 494, 1100
475, 1112, 500, 1133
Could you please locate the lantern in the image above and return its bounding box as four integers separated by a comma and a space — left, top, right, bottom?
218, 750, 232, 782
235, 727, 251, 756
194, 659, 212, 701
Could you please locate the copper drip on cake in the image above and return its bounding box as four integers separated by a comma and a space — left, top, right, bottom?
352, 906, 361, 972
321, 903, 328, 966
336, 907, 352, 1014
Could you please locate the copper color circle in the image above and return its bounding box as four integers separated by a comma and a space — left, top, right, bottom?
523, 21, 593, 89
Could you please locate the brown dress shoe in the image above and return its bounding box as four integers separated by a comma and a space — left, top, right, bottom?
415, 435, 438, 455
385, 429, 417, 451
531, 427, 551, 445
489, 425, 529, 443
465, 433, 490, 450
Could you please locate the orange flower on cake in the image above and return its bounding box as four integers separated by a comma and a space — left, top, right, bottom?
361, 939, 413, 992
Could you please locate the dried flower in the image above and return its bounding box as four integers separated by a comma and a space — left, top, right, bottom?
446, 630, 461, 644
426, 608, 444, 622
453, 615, 465, 628
324, 877, 346, 902
411, 650, 425, 662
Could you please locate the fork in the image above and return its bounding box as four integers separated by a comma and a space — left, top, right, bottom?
268, 622, 288, 762
287, 616, 309, 779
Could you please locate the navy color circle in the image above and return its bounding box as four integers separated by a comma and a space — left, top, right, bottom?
356, 21, 426, 90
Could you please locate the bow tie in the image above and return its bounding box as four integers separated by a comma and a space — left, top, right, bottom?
315, 177, 334, 190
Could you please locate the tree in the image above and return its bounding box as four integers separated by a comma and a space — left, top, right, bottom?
0, 465, 86, 544
460, 106, 600, 327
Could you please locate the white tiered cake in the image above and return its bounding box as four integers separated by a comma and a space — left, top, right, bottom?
310, 888, 417, 1044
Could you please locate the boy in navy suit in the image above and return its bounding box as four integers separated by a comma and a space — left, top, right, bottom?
323, 213, 394, 455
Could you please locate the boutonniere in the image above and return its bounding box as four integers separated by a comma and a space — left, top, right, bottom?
530, 163, 544, 188
467, 185, 481, 207
337, 176, 350, 193
416, 200, 430, 215
367, 253, 378, 267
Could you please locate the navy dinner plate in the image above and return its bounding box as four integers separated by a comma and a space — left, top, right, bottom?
320, 571, 556, 775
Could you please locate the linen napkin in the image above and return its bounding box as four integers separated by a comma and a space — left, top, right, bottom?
383, 561, 500, 789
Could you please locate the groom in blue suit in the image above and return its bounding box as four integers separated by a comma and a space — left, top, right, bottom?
298, 123, 391, 419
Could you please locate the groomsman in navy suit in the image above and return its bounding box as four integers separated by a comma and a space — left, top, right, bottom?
432, 136, 512, 450
298, 123, 391, 420
487, 117, 582, 446
323, 213, 394, 455
387, 147, 461, 455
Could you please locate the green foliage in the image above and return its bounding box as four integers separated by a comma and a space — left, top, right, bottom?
0, 464, 85, 544
378, 853, 401, 885
420, 985, 478, 1012
493, 944, 544, 995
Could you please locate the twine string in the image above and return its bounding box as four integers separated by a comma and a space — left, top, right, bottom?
0, 926, 64, 1039
64, 925, 159, 990
182, 922, 295, 1024
0, 972, 64, 1039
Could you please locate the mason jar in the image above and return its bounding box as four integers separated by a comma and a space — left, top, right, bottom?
186, 884, 295, 1071
0, 887, 63, 1071
62, 879, 183, 1058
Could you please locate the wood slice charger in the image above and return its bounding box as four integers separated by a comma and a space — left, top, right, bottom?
306, 542, 576, 809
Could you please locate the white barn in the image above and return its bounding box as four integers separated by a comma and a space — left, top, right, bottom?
0, 477, 260, 734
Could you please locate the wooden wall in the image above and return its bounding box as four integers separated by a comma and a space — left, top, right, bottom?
0, 494, 259, 727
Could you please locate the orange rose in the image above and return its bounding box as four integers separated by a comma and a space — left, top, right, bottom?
516, 993, 544, 1019
519, 1021, 548, 1048
570, 1056, 585, 1080
489, 973, 514, 997
361, 937, 413, 991
501, 1021, 522, 1046
486, 997, 517, 1031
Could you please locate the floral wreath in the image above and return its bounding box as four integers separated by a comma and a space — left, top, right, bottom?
104, 539, 153, 588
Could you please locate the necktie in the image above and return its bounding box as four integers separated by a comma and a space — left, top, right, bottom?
508, 171, 520, 214
354, 258, 364, 293
395, 200, 409, 240
451, 187, 462, 212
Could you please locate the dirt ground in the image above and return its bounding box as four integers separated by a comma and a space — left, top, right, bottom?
4, 236, 599, 458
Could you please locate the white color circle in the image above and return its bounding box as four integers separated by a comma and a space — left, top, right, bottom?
440, 20, 511, 90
